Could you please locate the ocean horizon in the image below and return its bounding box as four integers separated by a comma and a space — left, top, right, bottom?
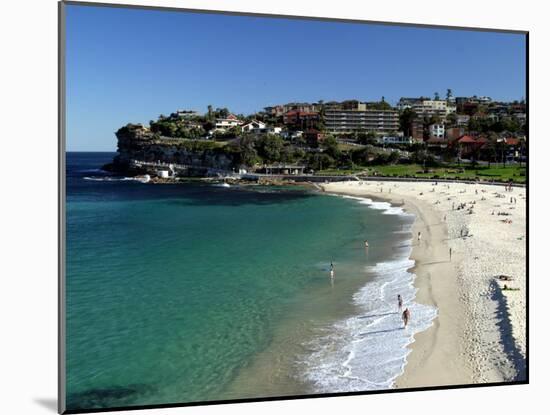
65, 152, 436, 410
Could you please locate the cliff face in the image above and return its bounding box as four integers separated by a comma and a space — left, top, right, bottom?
108, 124, 238, 174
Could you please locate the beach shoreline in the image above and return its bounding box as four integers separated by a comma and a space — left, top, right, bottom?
321, 180, 526, 388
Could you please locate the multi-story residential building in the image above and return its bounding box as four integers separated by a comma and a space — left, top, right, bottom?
283, 110, 319, 129
397, 97, 456, 117
396, 97, 425, 111
323, 101, 399, 134
411, 99, 456, 118
455, 96, 492, 105
263, 105, 286, 117
429, 123, 445, 138
266, 102, 320, 118
411, 120, 425, 141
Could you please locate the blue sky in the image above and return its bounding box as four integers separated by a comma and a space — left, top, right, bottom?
65, 4, 526, 151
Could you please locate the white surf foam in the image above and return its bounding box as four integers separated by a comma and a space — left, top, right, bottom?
301, 195, 437, 392
78, 168, 109, 174
340, 194, 412, 216
83, 176, 146, 183
302, 254, 437, 392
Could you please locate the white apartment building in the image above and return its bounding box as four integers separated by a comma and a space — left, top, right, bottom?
412, 100, 457, 117
429, 123, 445, 138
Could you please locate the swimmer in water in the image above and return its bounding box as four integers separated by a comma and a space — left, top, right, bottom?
402, 308, 410, 328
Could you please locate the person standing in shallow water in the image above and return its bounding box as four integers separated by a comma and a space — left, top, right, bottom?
397, 294, 403, 311
402, 308, 411, 328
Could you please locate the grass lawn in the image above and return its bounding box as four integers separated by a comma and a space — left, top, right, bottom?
336, 143, 366, 151
366, 163, 526, 183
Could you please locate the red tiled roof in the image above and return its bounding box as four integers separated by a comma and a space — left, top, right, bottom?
457, 135, 478, 143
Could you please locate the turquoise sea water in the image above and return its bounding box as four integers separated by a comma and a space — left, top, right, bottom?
65, 152, 420, 410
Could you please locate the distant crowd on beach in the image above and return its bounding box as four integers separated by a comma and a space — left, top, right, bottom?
325, 179, 526, 333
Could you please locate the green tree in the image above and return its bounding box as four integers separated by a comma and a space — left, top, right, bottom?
388, 151, 400, 164
235, 135, 259, 167
399, 108, 417, 137
446, 113, 457, 126
216, 107, 230, 118
258, 134, 285, 163
309, 152, 335, 171
320, 135, 341, 160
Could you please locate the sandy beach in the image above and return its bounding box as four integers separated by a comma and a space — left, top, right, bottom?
321, 179, 527, 388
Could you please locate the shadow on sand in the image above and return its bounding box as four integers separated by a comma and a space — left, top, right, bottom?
489, 279, 527, 381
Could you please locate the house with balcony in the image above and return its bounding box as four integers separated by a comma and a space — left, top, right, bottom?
215, 114, 242, 131
241, 120, 267, 133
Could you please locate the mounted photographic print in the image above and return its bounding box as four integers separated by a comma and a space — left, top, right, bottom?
59, 1, 528, 413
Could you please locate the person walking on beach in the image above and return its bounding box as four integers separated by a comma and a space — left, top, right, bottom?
397, 294, 403, 311
449, 247, 452, 261
402, 308, 410, 328
417, 231, 422, 243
